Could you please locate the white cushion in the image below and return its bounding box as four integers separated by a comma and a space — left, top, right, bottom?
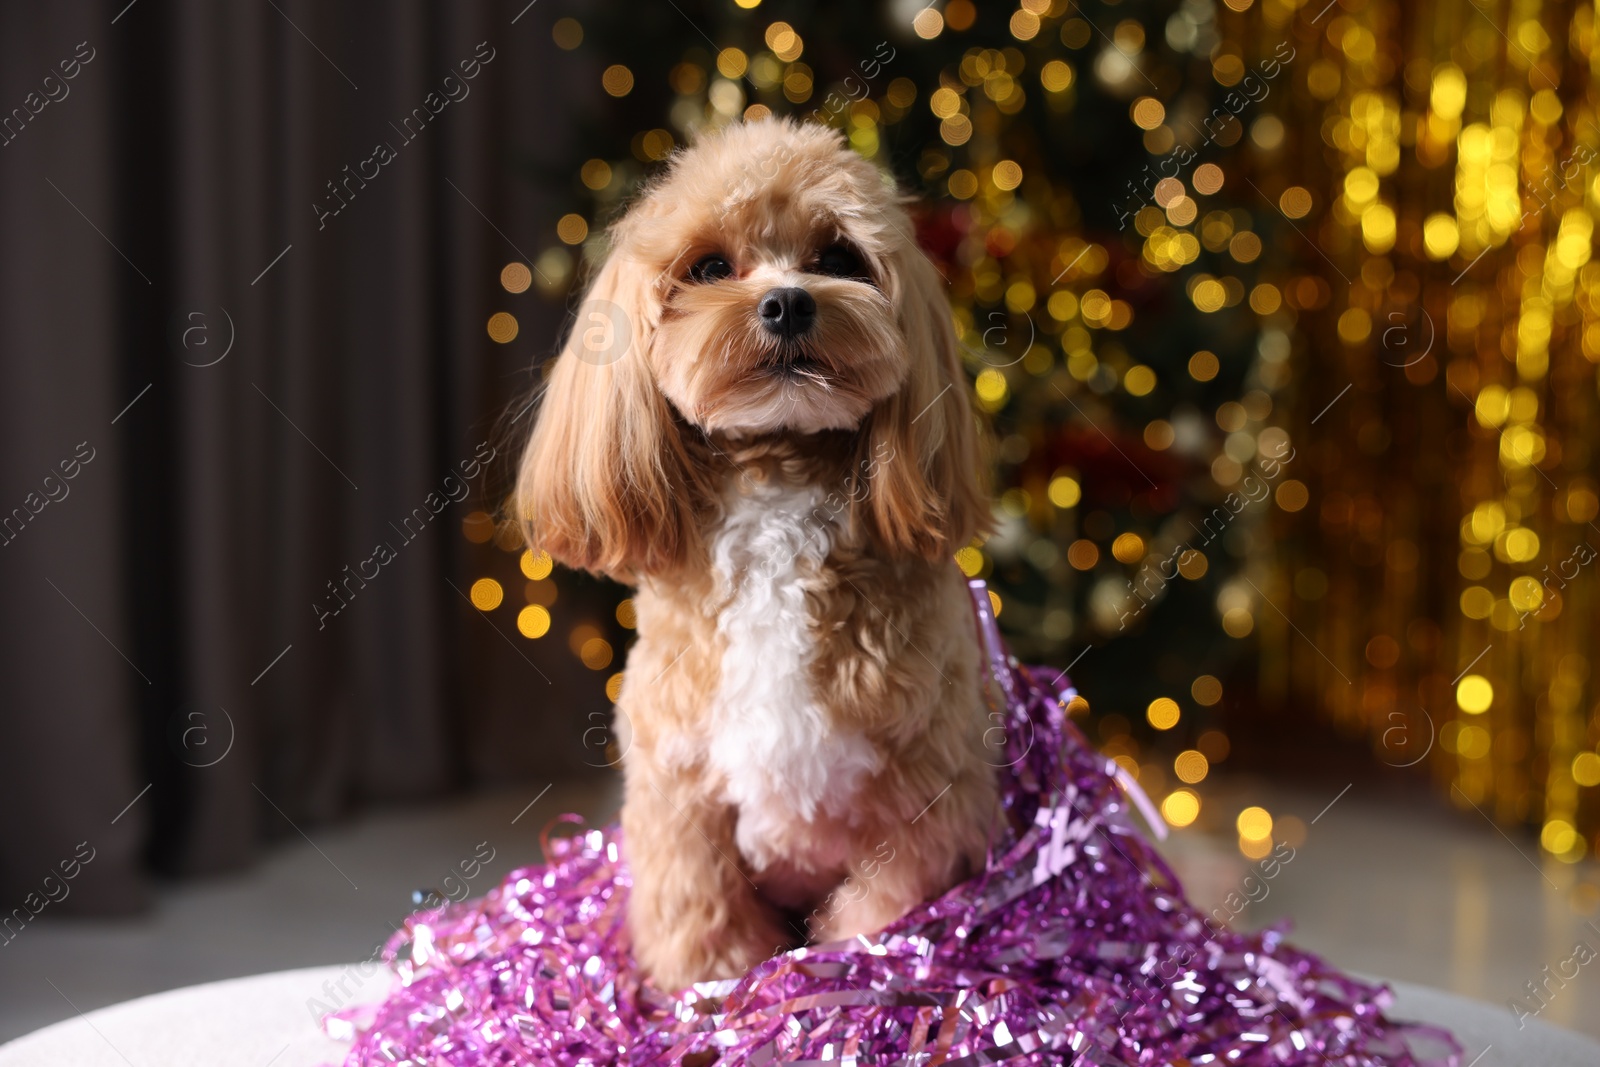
0, 964, 1592, 1066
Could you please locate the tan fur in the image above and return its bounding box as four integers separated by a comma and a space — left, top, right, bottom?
514, 119, 999, 990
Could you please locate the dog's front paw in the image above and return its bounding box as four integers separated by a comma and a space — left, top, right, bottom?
634, 902, 792, 992
811, 889, 910, 944
705, 908, 794, 981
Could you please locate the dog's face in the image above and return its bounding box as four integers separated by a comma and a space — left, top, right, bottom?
626, 124, 910, 435
517, 119, 987, 578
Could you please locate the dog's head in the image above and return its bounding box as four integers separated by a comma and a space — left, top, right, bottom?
516, 118, 987, 579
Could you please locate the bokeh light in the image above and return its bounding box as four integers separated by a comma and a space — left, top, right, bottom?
470, 579, 503, 611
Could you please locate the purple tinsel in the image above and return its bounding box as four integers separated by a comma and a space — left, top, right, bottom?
330, 580, 1460, 1066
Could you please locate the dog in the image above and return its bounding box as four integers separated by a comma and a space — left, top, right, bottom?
515, 118, 1000, 991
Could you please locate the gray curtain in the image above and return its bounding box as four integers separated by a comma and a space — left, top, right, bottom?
0, 0, 609, 914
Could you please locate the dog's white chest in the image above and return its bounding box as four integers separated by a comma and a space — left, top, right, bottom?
706, 482, 880, 870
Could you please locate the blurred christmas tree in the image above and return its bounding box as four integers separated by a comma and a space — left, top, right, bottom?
496, 0, 1336, 849
470, 0, 1600, 860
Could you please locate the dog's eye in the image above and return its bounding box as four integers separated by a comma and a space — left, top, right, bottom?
813, 243, 868, 280
688, 253, 734, 283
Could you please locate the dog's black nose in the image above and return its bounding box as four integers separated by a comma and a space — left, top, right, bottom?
757, 287, 817, 339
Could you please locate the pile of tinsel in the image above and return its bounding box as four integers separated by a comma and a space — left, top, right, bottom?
329, 582, 1459, 1066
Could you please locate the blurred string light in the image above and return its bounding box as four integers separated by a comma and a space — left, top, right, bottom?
470, 578, 503, 611
1252, 0, 1600, 859
551, 18, 582, 50
462, 511, 494, 543
500, 262, 531, 294
1161, 788, 1201, 827
518, 605, 552, 639
1147, 697, 1181, 730
601, 64, 634, 97
1236, 804, 1274, 859
485, 312, 518, 343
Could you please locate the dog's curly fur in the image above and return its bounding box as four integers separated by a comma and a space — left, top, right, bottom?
515, 118, 1001, 990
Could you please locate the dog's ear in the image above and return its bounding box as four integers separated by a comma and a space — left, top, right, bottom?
514, 251, 704, 580
853, 246, 991, 560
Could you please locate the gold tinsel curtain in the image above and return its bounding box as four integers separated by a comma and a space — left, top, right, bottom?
1262, 0, 1600, 858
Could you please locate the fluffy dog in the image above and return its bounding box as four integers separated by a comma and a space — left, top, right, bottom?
515, 118, 1000, 991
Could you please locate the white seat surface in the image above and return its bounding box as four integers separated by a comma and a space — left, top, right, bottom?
0, 964, 1592, 1065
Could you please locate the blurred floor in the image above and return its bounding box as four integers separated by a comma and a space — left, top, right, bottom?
1159, 775, 1600, 1039
2, 773, 1597, 1044
0, 778, 622, 1045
